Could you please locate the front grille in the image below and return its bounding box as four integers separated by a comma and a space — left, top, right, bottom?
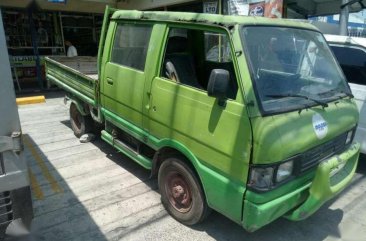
0, 191, 13, 225
299, 132, 348, 173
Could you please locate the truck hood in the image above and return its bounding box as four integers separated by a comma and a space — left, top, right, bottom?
250, 98, 359, 164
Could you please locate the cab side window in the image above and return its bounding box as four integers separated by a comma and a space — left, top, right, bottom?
161, 27, 238, 99
111, 24, 153, 71
205, 32, 232, 62
204, 32, 238, 99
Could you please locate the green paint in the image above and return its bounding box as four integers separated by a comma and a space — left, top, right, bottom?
101, 130, 152, 169
47, 74, 95, 106
46, 58, 96, 106
243, 142, 360, 231
285, 143, 360, 221
45, 9, 361, 231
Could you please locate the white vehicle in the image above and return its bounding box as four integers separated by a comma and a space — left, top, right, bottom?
325, 34, 366, 154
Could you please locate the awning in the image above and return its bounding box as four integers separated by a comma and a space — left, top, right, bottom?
286, 0, 366, 16
0, 0, 365, 16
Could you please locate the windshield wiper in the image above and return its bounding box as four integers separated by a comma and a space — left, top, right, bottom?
266, 93, 329, 108
340, 90, 354, 98
317, 88, 354, 99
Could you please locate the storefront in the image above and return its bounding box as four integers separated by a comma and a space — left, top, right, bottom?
1, 1, 103, 92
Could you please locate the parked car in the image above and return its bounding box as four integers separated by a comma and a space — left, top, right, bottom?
45, 7, 361, 232
325, 34, 366, 154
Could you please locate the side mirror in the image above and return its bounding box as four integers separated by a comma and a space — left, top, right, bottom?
207, 69, 230, 107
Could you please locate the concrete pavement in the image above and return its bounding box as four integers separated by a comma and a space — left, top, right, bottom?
17, 92, 366, 241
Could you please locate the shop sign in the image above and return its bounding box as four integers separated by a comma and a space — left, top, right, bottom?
228, 0, 283, 18
203, 1, 218, 14
10, 56, 45, 67
249, 1, 265, 16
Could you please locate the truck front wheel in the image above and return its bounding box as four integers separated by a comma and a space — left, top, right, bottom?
69, 103, 93, 138
158, 156, 210, 225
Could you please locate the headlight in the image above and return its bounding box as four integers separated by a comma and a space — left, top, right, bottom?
249, 159, 294, 191
276, 160, 294, 182
249, 167, 274, 190
345, 129, 353, 145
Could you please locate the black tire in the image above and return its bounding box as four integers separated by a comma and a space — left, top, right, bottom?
93, 121, 104, 137
69, 103, 93, 138
158, 156, 210, 225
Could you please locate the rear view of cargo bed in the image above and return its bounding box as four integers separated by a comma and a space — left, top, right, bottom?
45, 56, 98, 106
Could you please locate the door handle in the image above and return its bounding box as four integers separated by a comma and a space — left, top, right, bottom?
106, 77, 114, 85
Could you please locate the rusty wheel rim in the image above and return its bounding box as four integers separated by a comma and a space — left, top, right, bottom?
165, 172, 192, 213
71, 106, 82, 130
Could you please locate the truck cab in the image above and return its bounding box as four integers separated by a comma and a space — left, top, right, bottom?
46, 8, 361, 232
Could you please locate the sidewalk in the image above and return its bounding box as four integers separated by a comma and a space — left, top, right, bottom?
17, 92, 366, 241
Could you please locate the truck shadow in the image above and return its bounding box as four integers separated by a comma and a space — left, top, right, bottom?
59, 119, 158, 193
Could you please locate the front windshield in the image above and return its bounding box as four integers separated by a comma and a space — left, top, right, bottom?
241, 26, 351, 114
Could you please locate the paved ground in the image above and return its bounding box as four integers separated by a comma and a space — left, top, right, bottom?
17, 92, 366, 241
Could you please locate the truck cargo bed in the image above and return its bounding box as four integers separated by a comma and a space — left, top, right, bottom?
45, 56, 98, 106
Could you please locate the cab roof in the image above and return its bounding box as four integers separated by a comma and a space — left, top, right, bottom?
112, 10, 319, 32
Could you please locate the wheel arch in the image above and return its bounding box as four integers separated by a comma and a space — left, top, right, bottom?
151, 138, 246, 224
151, 139, 205, 191
67, 95, 89, 116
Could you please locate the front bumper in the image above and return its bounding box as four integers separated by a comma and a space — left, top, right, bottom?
242, 142, 360, 232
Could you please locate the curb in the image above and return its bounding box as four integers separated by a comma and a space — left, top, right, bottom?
16, 96, 46, 105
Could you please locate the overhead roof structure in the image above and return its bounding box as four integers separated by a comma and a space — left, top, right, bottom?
0, 0, 365, 17
0, 0, 112, 13
286, 0, 366, 17
0, 0, 193, 13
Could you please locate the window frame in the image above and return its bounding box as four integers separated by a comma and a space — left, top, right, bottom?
329, 43, 366, 65
329, 43, 366, 85
240, 25, 351, 116
109, 21, 154, 72
158, 23, 241, 101
204, 32, 233, 63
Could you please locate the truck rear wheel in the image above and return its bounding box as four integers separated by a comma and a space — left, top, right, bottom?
158, 156, 210, 225
69, 103, 93, 138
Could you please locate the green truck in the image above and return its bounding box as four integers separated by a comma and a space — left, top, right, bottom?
45, 7, 361, 232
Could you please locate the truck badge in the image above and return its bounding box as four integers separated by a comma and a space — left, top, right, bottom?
312, 113, 328, 139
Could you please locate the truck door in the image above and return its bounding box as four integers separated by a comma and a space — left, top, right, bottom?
101, 22, 153, 129
146, 25, 252, 222
0, 10, 33, 236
